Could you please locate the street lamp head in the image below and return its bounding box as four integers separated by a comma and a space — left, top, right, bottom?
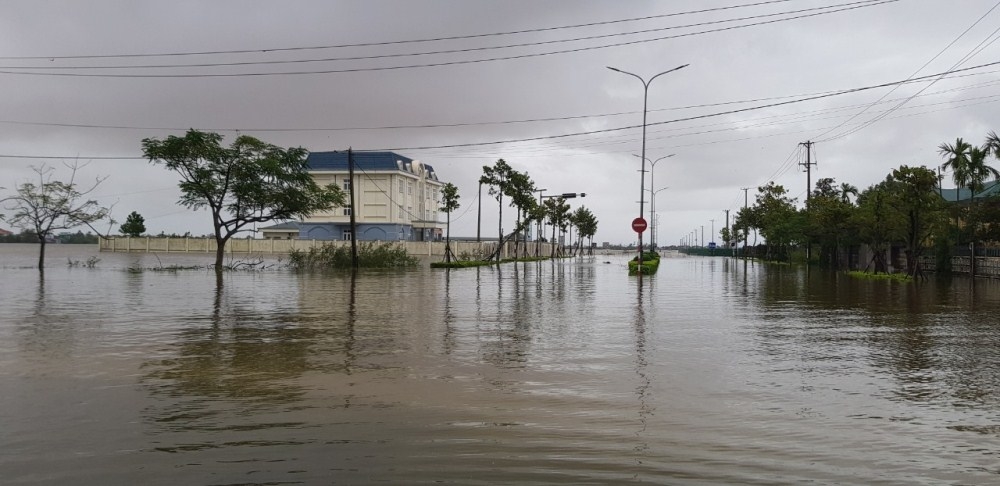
606, 66, 624, 73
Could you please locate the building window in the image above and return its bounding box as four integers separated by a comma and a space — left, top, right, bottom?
408, 182, 412, 195
398, 206, 404, 219
343, 229, 353, 241
343, 180, 352, 191
399, 180, 404, 194
343, 206, 352, 216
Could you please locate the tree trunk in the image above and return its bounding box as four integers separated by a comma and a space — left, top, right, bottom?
445, 213, 452, 263
37, 234, 46, 270
214, 234, 228, 272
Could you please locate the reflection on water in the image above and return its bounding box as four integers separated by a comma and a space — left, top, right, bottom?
2, 245, 1000, 484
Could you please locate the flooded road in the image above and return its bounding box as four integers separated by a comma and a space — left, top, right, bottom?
2, 244, 999, 484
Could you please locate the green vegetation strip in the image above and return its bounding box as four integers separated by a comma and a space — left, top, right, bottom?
846, 270, 913, 282
289, 242, 419, 269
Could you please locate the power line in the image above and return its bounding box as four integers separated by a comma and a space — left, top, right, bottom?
2, 1, 884, 72
1, 59, 998, 160
0, 1, 897, 78
0, 0, 801, 61
815, 0, 1000, 142
374, 60, 1000, 151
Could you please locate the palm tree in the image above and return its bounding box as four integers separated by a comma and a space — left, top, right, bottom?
938, 138, 973, 200
839, 182, 858, 204
966, 145, 1000, 196
984, 130, 1000, 158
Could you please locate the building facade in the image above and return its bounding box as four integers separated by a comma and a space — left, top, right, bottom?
300, 151, 445, 241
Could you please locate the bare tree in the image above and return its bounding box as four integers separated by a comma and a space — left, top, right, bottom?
1, 163, 110, 270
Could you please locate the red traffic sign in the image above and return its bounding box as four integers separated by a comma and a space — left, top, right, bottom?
631, 217, 648, 233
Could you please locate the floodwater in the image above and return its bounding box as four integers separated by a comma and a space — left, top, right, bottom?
2, 244, 1000, 485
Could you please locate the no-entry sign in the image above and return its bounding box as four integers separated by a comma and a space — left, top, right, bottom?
631, 217, 647, 233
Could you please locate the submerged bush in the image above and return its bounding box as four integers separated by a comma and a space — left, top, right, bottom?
288, 242, 418, 270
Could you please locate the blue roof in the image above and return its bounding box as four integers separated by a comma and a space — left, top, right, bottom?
307, 151, 439, 180
306, 151, 411, 171
940, 180, 1000, 202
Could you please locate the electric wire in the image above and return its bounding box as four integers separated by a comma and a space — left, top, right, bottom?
0, 0, 802, 61
1, 59, 998, 160
815, 0, 1000, 142
0, 1, 897, 78
1, 1, 885, 72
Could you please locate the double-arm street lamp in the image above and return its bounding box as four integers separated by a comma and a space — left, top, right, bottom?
634, 153, 675, 249
609, 64, 688, 268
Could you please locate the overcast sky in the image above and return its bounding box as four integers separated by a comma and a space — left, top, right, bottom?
1, 0, 998, 245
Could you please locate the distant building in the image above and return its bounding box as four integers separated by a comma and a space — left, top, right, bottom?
939, 180, 1000, 202
0, 228, 12, 237
259, 221, 300, 240
301, 151, 445, 241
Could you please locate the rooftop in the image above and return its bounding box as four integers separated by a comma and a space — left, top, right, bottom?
306, 151, 439, 181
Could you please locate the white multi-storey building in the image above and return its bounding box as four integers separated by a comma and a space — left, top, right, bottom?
300, 151, 445, 241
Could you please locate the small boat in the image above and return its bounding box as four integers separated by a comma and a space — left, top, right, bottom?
628, 251, 660, 275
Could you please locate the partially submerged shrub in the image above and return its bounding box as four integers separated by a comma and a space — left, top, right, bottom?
288, 242, 418, 270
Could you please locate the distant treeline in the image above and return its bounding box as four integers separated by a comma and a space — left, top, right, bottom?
0, 230, 100, 244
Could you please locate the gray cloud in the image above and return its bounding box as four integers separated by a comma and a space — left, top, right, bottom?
1, 0, 998, 245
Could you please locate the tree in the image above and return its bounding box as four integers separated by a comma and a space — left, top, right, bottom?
119, 211, 146, 237
888, 165, 947, 277
749, 182, 802, 261
939, 137, 974, 198
984, 130, 1000, 159
1, 163, 110, 270
142, 130, 346, 271
571, 206, 598, 255
806, 178, 859, 269
479, 159, 513, 261
439, 183, 460, 262
543, 197, 570, 257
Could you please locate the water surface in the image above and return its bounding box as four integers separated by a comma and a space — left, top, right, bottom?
1, 244, 999, 484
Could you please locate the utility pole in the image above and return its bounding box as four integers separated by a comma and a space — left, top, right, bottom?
800, 140, 816, 261
800, 141, 816, 202
476, 181, 482, 243
725, 209, 731, 257
348, 148, 359, 269
741, 187, 750, 259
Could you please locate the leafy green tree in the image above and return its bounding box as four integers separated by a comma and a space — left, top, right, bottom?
479, 159, 513, 260
543, 197, 570, 257
142, 130, 346, 271
806, 178, 859, 269
888, 165, 947, 277
855, 178, 897, 273
571, 206, 598, 255
439, 183, 460, 262
1, 163, 110, 270
503, 169, 537, 257
749, 182, 802, 261
119, 211, 146, 237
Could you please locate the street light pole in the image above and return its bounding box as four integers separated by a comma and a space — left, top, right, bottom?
609, 64, 688, 271
534, 188, 546, 256
634, 153, 675, 249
